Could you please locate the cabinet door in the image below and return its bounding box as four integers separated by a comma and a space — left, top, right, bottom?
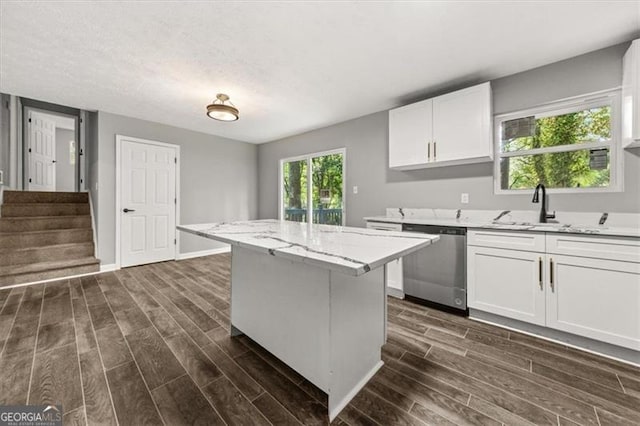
432, 82, 492, 162
546, 255, 640, 350
622, 39, 640, 147
467, 246, 545, 325
389, 99, 433, 168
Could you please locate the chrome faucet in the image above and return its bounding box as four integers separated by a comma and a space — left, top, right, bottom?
456, 209, 461, 220
532, 183, 555, 223
398, 208, 405, 219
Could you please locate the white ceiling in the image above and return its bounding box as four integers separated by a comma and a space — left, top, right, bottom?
1, 2, 638, 144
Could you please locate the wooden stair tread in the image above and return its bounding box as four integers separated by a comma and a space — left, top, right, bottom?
0, 214, 90, 220
2, 190, 89, 203
0, 228, 91, 236
2, 202, 89, 206
0, 256, 100, 276
0, 191, 98, 285
0, 241, 94, 253
0, 215, 92, 232
1, 202, 90, 217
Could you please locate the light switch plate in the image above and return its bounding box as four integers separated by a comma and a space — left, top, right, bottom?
353, 186, 358, 194
461, 193, 469, 204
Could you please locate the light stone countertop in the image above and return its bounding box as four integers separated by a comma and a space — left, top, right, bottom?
178, 219, 439, 276
364, 209, 640, 238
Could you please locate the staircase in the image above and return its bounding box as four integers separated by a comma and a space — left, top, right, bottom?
0, 191, 100, 286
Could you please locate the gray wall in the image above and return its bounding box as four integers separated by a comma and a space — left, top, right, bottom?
55, 128, 75, 191
258, 42, 640, 226
0, 94, 9, 188
96, 112, 258, 265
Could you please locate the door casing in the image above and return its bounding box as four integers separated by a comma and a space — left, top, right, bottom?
23, 106, 81, 192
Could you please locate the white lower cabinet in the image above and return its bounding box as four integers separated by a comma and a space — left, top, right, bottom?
386, 257, 403, 297
547, 254, 640, 350
366, 221, 404, 298
468, 230, 640, 350
467, 246, 545, 325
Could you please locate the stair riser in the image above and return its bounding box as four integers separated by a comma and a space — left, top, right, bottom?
3, 191, 89, 204
0, 244, 94, 267
0, 229, 93, 249
0, 263, 100, 287
1, 204, 90, 217
0, 216, 92, 232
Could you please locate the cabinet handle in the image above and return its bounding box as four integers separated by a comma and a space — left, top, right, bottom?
549, 258, 554, 292
427, 141, 431, 161
434, 141, 437, 161
538, 257, 543, 290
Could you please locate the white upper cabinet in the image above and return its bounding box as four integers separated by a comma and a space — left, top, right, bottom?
388, 82, 492, 169
622, 39, 640, 148
432, 83, 492, 163
389, 99, 433, 168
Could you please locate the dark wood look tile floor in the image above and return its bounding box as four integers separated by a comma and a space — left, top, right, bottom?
1, 253, 638, 425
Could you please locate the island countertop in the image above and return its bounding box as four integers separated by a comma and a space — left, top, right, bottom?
178, 219, 439, 276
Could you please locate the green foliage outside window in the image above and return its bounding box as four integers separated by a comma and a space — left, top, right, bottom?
501, 106, 612, 190
282, 153, 344, 224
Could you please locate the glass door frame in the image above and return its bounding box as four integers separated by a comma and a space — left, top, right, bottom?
278, 148, 346, 226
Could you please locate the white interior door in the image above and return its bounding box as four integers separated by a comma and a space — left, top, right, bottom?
28, 111, 56, 191
120, 139, 177, 267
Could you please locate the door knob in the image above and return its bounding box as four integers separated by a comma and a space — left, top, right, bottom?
123, 208, 135, 213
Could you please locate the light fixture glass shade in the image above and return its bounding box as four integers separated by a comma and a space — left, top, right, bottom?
206, 94, 239, 121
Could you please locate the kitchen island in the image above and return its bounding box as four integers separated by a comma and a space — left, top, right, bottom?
178, 219, 438, 421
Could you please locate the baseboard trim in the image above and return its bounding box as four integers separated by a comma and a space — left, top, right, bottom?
177, 247, 231, 260
100, 263, 118, 273
387, 287, 404, 299
0, 269, 103, 290
470, 309, 640, 367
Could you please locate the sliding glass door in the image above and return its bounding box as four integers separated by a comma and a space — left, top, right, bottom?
281, 149, 345, 225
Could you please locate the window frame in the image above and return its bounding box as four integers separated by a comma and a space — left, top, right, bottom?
493, 89, 623, 195
278, 148, 347, 226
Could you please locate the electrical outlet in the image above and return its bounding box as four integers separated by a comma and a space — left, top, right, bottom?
461, 193, 469, 204
353, 185, 358, 194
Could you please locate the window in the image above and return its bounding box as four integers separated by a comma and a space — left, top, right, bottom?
280, 149, 345, 225
494, 90, 621, 193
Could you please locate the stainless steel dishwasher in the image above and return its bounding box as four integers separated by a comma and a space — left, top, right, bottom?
401, 224, 467, 314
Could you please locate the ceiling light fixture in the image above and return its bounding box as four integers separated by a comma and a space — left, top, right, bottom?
206, 93, 239, 121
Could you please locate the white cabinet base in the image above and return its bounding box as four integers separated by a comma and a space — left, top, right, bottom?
468, 230, 640, 354
231, 246, 386, 421
470, 309, 640, 366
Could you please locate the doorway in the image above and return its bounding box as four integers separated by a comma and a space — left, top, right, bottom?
116, 135, 179, 268
279, 148, 346, 225
24, 107, 79, 192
